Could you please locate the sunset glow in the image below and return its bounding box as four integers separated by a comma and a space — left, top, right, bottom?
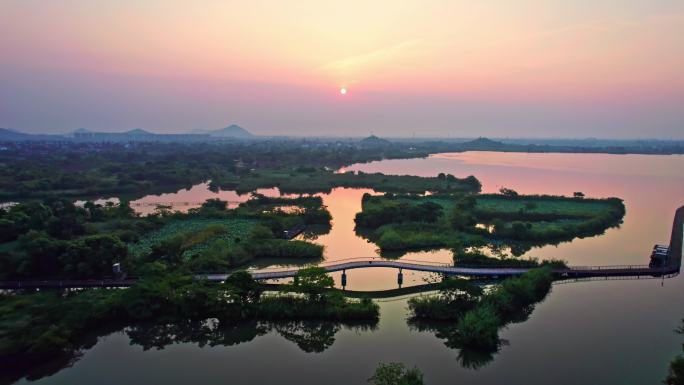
1, 0, 683, 137
1, 2, 684, 382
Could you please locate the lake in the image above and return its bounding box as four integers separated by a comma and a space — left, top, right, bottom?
17, 152, 684, 385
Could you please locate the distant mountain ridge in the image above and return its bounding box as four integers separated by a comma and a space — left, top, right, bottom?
64, 124, 254, 142
192, 124, 254, 138
124, 128, 154, 136
460, 137, 506, 149
358, 135, 392, 148
0, 128, 65, 141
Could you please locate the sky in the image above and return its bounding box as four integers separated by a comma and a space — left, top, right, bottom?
1, 0, 683, 138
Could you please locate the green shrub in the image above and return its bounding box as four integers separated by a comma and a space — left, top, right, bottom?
456, 305, 500, 350
368, 362, 424, 385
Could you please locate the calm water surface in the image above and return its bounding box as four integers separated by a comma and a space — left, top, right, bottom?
19, 152, 684, 385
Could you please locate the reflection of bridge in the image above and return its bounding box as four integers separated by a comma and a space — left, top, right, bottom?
0, 206, 681, 290
262, 273, 678, 301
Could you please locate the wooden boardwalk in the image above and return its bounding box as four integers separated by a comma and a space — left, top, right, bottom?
2, 206, 681, 290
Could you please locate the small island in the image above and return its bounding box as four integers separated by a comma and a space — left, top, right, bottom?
355, 188, 625, 261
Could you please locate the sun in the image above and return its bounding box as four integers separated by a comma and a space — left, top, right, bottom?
339, 87, 347, 95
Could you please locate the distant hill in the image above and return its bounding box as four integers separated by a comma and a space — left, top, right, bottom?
0, 128, 28, 140
358, 135, 392, 148
123, 128, 155, 136
460, 137, 507, 149
207, 124, 254, 138
0, 128, 65, 141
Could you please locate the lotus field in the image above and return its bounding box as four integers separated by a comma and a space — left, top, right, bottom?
129, 218, 257, 259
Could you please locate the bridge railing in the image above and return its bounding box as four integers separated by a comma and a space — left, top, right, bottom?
552, 274, 675, 285
248, 258, 667, 275
248, 257, 453, 273
565, 264, 651, 271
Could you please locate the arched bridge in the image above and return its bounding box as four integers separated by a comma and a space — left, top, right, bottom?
204, 258, 676, 282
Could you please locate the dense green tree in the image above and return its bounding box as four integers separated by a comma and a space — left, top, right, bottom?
224, 271, 263, 305
665, 320, 684, 385
439, 277, 483, 304
456, 304, 501, 350
201, 198, 228, 212
289, 267, 334, 302
16, 230, 65, 277
410, 202, 443, 222
499, 187, 519, 197
60, 234, 128, 278
665, 357, 684, 385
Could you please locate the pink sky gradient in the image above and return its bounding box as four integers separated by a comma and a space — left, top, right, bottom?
1, 0, 683, 137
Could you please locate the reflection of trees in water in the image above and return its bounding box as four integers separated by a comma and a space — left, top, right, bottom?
127, 319, 376, 354
0, 350, 83, 385
126, 319, 269, 351
408, 302, 539, 370
3, 318, 376, 385
0, 323, 124, 385
408, 319, 495, 369
409, 318, 501, 369
274, 321, 340, 353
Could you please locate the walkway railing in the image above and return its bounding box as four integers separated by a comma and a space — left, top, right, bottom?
565, 264, 651, 271
247, 257, 453, 273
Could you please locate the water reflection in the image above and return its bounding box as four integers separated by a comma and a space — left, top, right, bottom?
129, 183, 283, 215
409, 319, 499, 370
408, 283, 552, 371
5, 318, 377, 385
127, 318, 378, 354
0, 322, 124, 385
126, 319, 268, 351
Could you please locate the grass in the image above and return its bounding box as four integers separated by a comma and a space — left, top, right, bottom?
129, 218, 256, 258
475, 195, 618, 218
